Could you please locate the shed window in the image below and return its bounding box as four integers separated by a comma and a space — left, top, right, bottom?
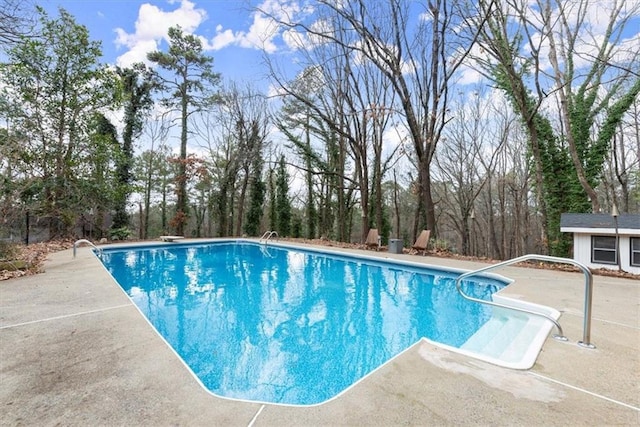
631, 238, 640, 267
591, 236, 617, 265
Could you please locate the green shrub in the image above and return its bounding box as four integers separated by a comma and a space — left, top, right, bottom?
109, 227, 132, 241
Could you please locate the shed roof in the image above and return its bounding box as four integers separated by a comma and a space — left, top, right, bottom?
560, 213, 640, 230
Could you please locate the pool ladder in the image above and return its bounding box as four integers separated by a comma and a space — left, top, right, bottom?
455, 254, 595, 349
259, 230, 279, 244
73, 239, 103, 258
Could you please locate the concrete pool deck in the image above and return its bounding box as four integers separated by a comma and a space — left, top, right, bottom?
1, 240, 638, 426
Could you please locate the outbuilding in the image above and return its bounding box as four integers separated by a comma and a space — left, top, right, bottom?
560, 213, 640, 275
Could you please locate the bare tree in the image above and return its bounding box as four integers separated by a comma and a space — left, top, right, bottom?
193, 83, 269, 237
263, 0, 488, 241
134, 113, 172, 238
266, 15, 399, 243
435, 89, 509, 256
0, 0, 35, 48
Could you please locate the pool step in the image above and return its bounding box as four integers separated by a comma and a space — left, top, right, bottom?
460, 311, 552, 369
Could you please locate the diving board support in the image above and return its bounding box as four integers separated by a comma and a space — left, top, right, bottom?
455, 254, 595, 349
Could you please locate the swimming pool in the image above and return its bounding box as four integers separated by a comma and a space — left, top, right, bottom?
100, 241, 508, 405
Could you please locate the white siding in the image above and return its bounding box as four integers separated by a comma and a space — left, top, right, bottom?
572, 233, 640, 275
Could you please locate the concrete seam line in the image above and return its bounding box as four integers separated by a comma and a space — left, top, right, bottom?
529, 372, 640, 411
246, 404, 265, 427
591, 318, 640, 329
0, 304, 132, 330
562, 311, 639, 330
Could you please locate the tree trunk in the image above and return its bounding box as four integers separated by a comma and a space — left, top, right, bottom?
175, 94, 189, 235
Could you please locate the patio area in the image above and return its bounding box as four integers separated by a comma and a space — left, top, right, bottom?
1, 241, 638, 426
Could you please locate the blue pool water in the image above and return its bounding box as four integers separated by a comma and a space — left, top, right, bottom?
100, 241, 506, 405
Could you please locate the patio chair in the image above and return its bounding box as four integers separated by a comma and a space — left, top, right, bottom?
410, 230, 431, 255
365, 228, 381, 251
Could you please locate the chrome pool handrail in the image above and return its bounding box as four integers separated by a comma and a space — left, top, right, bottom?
73, 239, 102, 258
259, 231, 279, 244
455, 254, 595, 348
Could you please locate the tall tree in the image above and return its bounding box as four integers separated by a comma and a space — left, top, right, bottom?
265, 0, 491, 239
134, 113, 173, 238
87, 113, 119, 238
277, 86, 318, 239
244, 154, 266, 236
276, 155, 291, 236
147, 25, 220, 236
474, 0, 640, 255
540, 0, 640, 213
0, 7, 115, 236
268, 166, 277, 232
435, 89, 508, 256
275, 70, 351, 241
112, 63, 155, 231
193, 83, 268, 237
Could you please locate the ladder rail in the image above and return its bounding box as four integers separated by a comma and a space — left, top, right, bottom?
73, 239, 102, 258
259, 231, 279, 244
259, 231, 271, 241
455, 254, 595, 348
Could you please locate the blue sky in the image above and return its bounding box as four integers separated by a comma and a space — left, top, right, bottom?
39, 0, 292, 89
38, 0, 640, 94
34, 0, 640, 157
23, 0, 640, 196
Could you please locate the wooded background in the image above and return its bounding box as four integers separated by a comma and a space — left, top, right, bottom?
1, 0, 638, 259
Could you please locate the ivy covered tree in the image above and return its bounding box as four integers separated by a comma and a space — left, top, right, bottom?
112, 63, 155, 232
275, 155, 292, 237
473, 0, 640, 256
147, 25, 220, 236
244, 156, 266, 237
87, 113, 119, 238
268, 167, 277, 232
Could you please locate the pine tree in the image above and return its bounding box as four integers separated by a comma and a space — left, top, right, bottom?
147, 26, 220, 236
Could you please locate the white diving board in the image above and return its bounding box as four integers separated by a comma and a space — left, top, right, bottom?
159, 235, 184, 242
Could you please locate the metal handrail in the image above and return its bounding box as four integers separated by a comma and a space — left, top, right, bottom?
259, 231, 271, 241
455, 254, 595, 348
259, 231, 279, 244
73, 239, 102, 258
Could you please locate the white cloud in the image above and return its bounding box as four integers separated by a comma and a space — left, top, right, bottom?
114, 0, 312, 60
266, 83, 288, 98
282, 28, 308, 50
351, 39, 415, 75
523, 0, 640, 74
202, 30, 235, 50
238, 11, 280, 52
203, 0, 308, 53
273, 17, 334, 52
115, 38, 159, 68
114, 0, 207, 67
456, 65, 483, 86
614, 32, 640, 63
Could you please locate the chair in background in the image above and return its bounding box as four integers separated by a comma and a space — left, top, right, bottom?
365, 228, 381, 251
410, 230, 431, 255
